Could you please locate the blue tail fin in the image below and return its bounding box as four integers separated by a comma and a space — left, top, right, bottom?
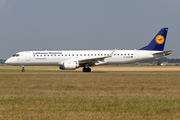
139, 28, 168, 51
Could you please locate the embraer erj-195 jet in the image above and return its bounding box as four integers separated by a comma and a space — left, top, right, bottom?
5, 28, 173, 72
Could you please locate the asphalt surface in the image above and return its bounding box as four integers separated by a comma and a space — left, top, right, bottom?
0, 71, 180, 74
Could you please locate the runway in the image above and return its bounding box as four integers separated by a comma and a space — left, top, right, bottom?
1, 71, 180, 74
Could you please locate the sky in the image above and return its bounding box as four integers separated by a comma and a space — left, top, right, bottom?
0, 0, 180, 59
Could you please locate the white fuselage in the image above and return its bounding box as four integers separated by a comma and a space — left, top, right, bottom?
5, 50, 162, 66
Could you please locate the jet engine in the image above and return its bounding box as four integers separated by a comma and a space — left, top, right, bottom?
59, 61, 79, 70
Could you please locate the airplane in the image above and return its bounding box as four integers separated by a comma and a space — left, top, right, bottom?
5, 28, 174, 72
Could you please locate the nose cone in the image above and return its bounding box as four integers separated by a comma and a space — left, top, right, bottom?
5, 59, 11, 64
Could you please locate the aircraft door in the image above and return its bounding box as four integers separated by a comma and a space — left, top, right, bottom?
135, 50, 139, 61
25, 52, 30, 61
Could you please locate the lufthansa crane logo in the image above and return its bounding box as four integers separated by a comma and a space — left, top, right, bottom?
155, 35, 164, 44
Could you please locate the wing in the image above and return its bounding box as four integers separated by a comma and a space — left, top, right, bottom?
58, 49, 116, 66
78, 49, 116, 66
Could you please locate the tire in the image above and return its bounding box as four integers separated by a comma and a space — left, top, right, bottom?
83, 68, 91, 72
87, 68, 91, 72
83, 68, 86, 72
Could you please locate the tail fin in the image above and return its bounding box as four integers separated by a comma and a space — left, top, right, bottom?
139, 28, 168, 51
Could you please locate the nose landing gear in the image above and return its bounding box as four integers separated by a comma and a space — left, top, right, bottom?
21, 65, 25, 72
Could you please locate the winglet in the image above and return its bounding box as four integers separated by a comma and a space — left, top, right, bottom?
109, 49, 116, 57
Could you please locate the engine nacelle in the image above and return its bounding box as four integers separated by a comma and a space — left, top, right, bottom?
59, 61, 79, 70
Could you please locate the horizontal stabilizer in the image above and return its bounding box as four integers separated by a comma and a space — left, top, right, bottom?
152, 50, 174, 56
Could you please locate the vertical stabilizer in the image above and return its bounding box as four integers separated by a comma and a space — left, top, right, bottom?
139, 28, 168, 51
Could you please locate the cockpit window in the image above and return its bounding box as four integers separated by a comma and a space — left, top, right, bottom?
12, 54, 20, 57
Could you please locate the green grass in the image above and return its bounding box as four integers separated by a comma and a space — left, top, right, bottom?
0, 73, 180, 119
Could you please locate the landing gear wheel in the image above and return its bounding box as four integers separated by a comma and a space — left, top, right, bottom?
83, 68, 86, 72
21, 65, 25, 72
87, 68, 91, 72
82, 67, 91, 72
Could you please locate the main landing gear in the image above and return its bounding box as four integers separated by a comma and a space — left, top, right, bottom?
83, 67, 91, 72
82, 64, 91, 72
21, 65, 25, 72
